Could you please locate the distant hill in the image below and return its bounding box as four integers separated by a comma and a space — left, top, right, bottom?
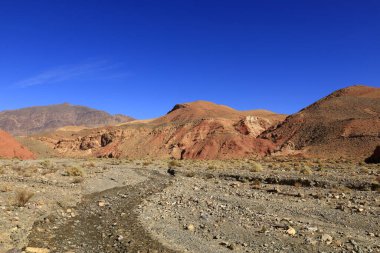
20, 86, 379, 162
260, 85, 380, 160
0, 129, 34, 159
153, 100, 285, 124
26, 101, 284, 159
0, 103, 134, 136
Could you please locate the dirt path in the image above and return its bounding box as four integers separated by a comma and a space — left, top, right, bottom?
27, 170, 178, 253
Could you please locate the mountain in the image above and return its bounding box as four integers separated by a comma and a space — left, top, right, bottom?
152, 100, 245, 124
26, 101, 285, 159
0, 129, 34, 159
0, 103, 134, 136
260, 85, 380, 160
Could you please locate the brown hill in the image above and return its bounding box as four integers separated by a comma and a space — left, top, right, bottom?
260, 85, 380, 160
0, 103, 134, 136
0, 129, 35, 159
27, 101, 284, 159
152, 101, 245, 124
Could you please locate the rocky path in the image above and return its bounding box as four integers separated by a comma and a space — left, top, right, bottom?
27, 170, 177, 253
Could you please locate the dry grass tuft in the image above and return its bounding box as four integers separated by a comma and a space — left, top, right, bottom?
65, 166, 84, 177
142, 161, 152, 167
0, 184, 12, 192
300, 166, 313, 175
250, 162, 263, 172
168, 160, 182, 168
185, 171, 196, 177
14, 189, 34, 207
72, 177, 84, 184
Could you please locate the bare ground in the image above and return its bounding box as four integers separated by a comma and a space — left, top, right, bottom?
0, 159, 379, 253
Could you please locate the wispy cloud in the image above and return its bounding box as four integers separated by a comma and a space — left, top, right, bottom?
13, 60, 127, 88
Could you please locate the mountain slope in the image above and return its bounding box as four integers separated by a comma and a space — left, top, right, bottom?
0, 103, 134, 136
28, 101, 284, 159
260, 85, 380, 160
0, 129, 35, 159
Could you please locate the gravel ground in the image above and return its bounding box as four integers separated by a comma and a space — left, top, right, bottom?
0, 159, 379, 253
140, 166, 380, 253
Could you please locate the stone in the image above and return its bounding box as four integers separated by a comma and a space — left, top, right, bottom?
167, 168, 176, 176
306, 226, 318, 232
227, 243, 237, 250
186, 224, 195, 231
286, 226, 296, 236
321, 234, 333, 244
25, 247, 50, 253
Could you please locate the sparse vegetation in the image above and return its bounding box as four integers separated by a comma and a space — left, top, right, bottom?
72, 177, 84, 184
168, 160, 182, 168
207, 165, 217, 170
300, 166, 313, 175
185, 171, 195, 177
250, 162, 263, 172
142, 161, 152, 167
40, 159, 53, 168
14, 189, 34, 207
0, 184, 12, 192
65, 166, 84, 177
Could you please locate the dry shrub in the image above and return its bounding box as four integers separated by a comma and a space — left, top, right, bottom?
300, 166, 313, 175
40, 160, 53, 168
376, 175, 380, 184
168, 160, 182, 168
204, 173, 214, 179
207, 165, 218, 170
15, 189, 34, 207
23, 166, 38, 177
72, 177, 84, 184
65, 166, 84, 177
250, 162, 263, 172
12, 164, 23, 173
185, 171, 196, 177
0, 184, 12, 192
110, 159, 122, 165
332, 185, 351, 194
251, 179, 262, 189
142, 161, 152, 167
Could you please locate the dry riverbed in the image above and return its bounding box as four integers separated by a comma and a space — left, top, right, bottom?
0, 158, 379, 253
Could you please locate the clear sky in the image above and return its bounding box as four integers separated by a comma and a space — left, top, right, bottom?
0, 0, 379, 119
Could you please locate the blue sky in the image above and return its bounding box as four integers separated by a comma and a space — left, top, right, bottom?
0, 0, 379, 119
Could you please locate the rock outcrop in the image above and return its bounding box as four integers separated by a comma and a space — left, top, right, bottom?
365, 146, 380, 164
